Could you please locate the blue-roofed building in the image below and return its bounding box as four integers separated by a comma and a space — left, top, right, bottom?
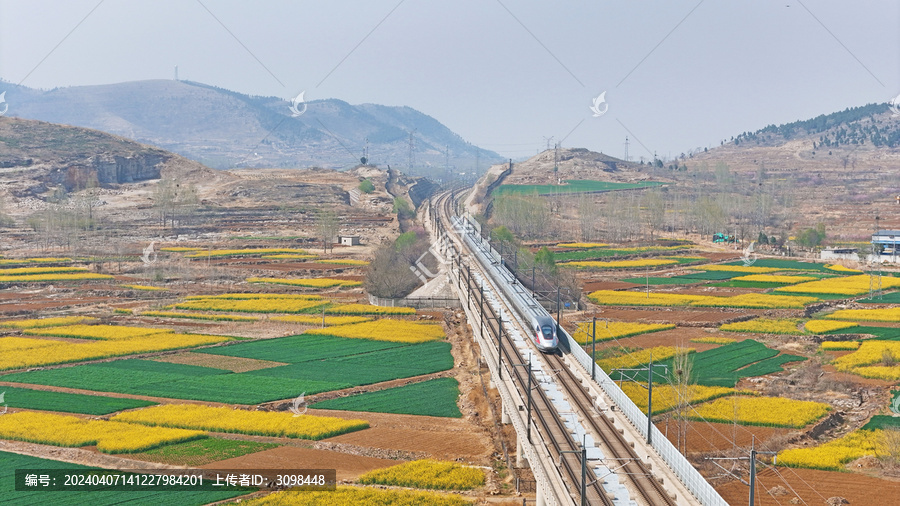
872, 230, 900, 257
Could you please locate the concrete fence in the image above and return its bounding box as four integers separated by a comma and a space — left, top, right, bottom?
367, 293, 463, 309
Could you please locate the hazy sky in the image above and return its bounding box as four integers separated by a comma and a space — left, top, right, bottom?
1, 0, 898, 161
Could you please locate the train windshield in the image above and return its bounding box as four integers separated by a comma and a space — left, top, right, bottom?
541, 326, 554, 338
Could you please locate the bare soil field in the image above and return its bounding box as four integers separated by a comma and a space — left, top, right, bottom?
576, 308, 750, 325
200, 446, 397, 482
151, 352, 288, 373
656, 421, 793, 453
716, 467, 900, 506
607, 327, 741, 352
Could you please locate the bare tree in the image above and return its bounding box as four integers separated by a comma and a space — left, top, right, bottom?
314, 209, 340, 253
153, 178, 199, 230
0, 194, 13, 227
672, 348, 694, 454
643, 189, 666, 239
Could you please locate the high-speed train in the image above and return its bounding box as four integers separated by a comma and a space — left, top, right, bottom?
529, 315, 559, 353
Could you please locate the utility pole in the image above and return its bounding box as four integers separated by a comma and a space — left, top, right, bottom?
623, 136, 630, 162
554, 142, 559, 174
512, 356, 534, 443
543, 136, 554, 151
613, 356, 668, 444
705, 437, 777, 506
591, 317, 596, 379
560, 439, 588, 506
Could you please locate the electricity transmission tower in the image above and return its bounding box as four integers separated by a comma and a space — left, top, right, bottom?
407, 130, 416, 172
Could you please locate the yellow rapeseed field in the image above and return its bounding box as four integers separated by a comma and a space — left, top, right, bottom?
777, 429, 884, 470
561, 258, 678, 269
804, 320, 858, 334
315, 259, 370, 266
305, 319, 445, 343
112, 404, 369, 440
0, 316, 96, 329
0, 333, 231, 370
587, 290, 816, 309
24, 324, 170, 340
832, 341, 900, 370
174, 297, 327, 314
620, 382, 737, 414
689, 337, 736, 344
731, 274, 818, 284
185, 248, 309, 258
0, 411, 206, 453
0, 272, 114, 283
588, 290, 712, 307
689, 264, 782, 274
0, 257, 72, 265
825, 307, 900, 322
247, 277, 362, 288
571, 321, 675, 345
141, 311, 259, 322
0, 266, 87, 275
825, 264, 863, 273
358, 460, 485, 490
776, 274, 900, 295
325, 304, 415, 315
720, 318, 803, 334
598, 346, 690, 371
186, 293, 323, 300
238, 487, 472, 506
121, 284, 165, 291
820, 341, 861, 351
851, 365, 900, 381
0, 337, 61, 353
688, 396, 830, 428
272, 315, 371, 326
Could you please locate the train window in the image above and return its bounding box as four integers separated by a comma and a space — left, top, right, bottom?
541, 326, 553, 337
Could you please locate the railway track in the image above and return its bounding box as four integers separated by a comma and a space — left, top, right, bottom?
433, 188, 677, 505
546, 352, 674, 505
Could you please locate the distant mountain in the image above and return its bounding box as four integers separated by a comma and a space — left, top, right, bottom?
733, 103, 900, 149
0, 79, 503, 172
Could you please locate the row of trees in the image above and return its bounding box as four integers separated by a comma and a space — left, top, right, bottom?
491, 162, 798, 246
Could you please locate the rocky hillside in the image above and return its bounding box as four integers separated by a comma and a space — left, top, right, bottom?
0, 116, 221, 195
